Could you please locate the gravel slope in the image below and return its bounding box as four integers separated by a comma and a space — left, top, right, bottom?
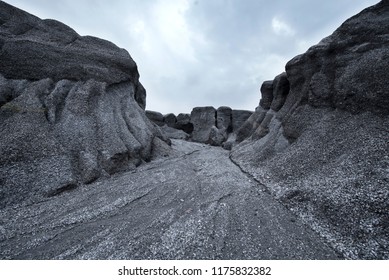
0, 140, 338, 259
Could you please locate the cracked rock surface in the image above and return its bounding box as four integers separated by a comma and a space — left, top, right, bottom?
0, 140, 338, 259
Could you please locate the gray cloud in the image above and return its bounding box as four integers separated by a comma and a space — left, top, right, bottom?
5, 0, 380, 114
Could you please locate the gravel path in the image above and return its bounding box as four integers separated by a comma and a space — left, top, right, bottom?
0, 140, 339, 259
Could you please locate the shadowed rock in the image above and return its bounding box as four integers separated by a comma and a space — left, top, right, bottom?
163, 113, 177, 128
161, 125, 190, 140
208, 125, 227, 146
216, 106, 232, 132
0, 2, 169, 207
145, 110, 164, 126
175, 113, 193, 134
190, 106, 216, 143
235, 107, 267, 143
270, 72, 290, 111
259, 81, 273, 110
231, 110, 253, 132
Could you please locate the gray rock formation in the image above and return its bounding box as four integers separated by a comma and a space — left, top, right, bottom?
285, 5, 389, 116
231, 110, 254, 132
145, 110, 164, 126
235, 106, 267, 143
208, 125, 227, 146
235, 73, 290, 145
175, 113, 193, 134
160, 125, 190, 140
232, 0, 389, 259
270, 72, 290, 111
0, 2, 169, 207
190, 106, 216, 143
146, 106, 251, 146
259, 81, 273, 109
216, 106, 232, 132
163, 113, 177, 128
189, 106, 252, 146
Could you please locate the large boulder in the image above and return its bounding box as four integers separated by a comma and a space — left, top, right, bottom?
163, 113, 177, 128
160, 125, 190, 140
175, 113, 193, 134
232, 1, 389, 259
0, 2, 169, 207
190, 106, 216, 143
145, 110, 164, 126
208, 125, 228, 146
216, 106, 232, 132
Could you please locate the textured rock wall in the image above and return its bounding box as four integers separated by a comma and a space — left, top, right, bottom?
146, 107, 253, 146
232, 1, 389, 259
0, 2, 169, 207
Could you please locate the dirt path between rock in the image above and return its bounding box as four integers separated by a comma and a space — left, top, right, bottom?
0, 140, 339, 259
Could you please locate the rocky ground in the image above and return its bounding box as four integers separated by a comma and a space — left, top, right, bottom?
0, 140, 338, 259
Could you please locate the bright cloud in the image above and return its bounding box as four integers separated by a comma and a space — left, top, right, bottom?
271, 16, 295, 36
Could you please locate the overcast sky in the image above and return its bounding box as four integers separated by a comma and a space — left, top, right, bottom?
5, 0, 380, 114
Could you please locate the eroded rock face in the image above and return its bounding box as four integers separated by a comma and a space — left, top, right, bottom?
285, 2, 389, 115
0, 2, 169, 207
270, 72, 290, 111
190, 106, 216, 143
231, 110, 255, 135
232, 1, 389, 259
163, 113, 177, 128
259, 81, 273, 110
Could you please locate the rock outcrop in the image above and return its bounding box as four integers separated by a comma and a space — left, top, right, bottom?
145, 110, 164, 127
232, 0, 389, 259
163, 113, 176, 128
259, 81, 273, 110
146, 107, 252, 146
0, 2, 169, 207
216, 106, 232, 132
175, 113, 193, 134
190, 106, 217, 143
